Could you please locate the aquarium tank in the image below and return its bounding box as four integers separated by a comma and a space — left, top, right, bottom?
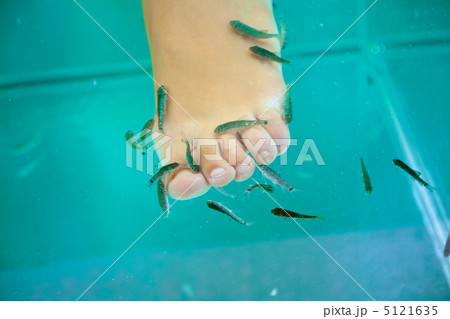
0, 0, 449, 301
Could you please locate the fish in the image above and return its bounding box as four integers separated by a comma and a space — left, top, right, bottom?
271, 208, 320, 219
206, 200, 249, 225
249, 46, 290, 64
157, 179, 170, 216
124, 130, 139, 149
149, 162, 180, 184
393, 159, 432, 190
279, 17, 287, 50
258, 165, 294, 192
246, 183, 274, 193
214, 120, 268, 134
281, 85, 292, 124
215, 187, 235, 198
140, 119, 154, 140
157, 86, 168, 132
185, 140, 200, 172
360, 157, 373, 194
237, 183, 273, 200
444, 231, 450, 257
229, 20, 278, 39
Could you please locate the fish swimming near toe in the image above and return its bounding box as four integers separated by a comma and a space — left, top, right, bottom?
206, 200, 249, 225
149, 162, 180, 184
214, 120, 268, 134
229, 20, 278, 39
258, 165, 294, 192
444, 231, 450, 257
157, 179, 170, 216
246, 183, 274, 193
271, 208, 320, 219
157, 86, 168, 132
249, 46, 290, 64
360, 157, 373, 194
125, 130, 138, 149
185, 140, 200, 172
393, 159, 431, 190
282, 85, 292, 124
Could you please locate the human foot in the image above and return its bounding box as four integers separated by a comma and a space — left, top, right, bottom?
142, 0, 291, 199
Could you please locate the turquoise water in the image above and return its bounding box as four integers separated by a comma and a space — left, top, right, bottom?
1, 0, 450, 300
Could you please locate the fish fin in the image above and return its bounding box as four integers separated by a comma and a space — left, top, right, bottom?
426, 185, 436, 193
245, 221, 255, 227
414, 170, 422, 176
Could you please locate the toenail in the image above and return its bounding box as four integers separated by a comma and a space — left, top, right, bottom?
210, 168, 225, 179
260, 150, 271, 159
236, 165, 249, 175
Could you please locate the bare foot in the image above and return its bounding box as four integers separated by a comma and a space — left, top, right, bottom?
142, 0, 290, 199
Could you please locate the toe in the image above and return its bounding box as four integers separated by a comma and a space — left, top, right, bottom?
258, 108, 291, 155
195, 142, 236, 187
166, 169, 210, 199
220, 133, 256, 182
239, 126, 277, 165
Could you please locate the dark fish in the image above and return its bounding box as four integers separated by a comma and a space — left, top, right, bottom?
393, 159, 431, 189
271, 208, 320, 219
246, 183, 274, 193
249, 46, 290, 64
157, 86, 168, 132
229, 20, 278, 39
149, 162, 180, 184
258, 165, 294, 192
444, 231, 450, 257
157, 179, 170, 216
206, 200, 249, 225
281, 85, 292, 124
214, 120, 268, 134
360, 157, 373, 194
185, 140, 200, 172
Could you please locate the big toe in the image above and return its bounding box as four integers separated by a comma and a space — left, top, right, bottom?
167, 169, 210, 199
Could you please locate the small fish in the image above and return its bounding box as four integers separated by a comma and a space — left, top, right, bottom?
206, 200, 249, 225
149, 162, 180, 184
393, 159, 431, 190
271, 208, 320, 219
281, 85, 292, 124
249, 46, 290, 64
185, 140, 200, 172
215, 187, 235, 198
214, 120, 268, 134
157, 179, 170, 216
444, 231, 450, 257
140, 119, 154, 140
229, 20, 278, 39
279, 18, 287, 50
246, 183, 274, 193
360, 157, 373, 194
124, 130, 139, 149
258, 165, 294, 192
237, 183, 273, 200
157, 86, 168, 132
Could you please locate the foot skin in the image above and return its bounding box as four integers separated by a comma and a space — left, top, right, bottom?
142, 0, 290, 199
